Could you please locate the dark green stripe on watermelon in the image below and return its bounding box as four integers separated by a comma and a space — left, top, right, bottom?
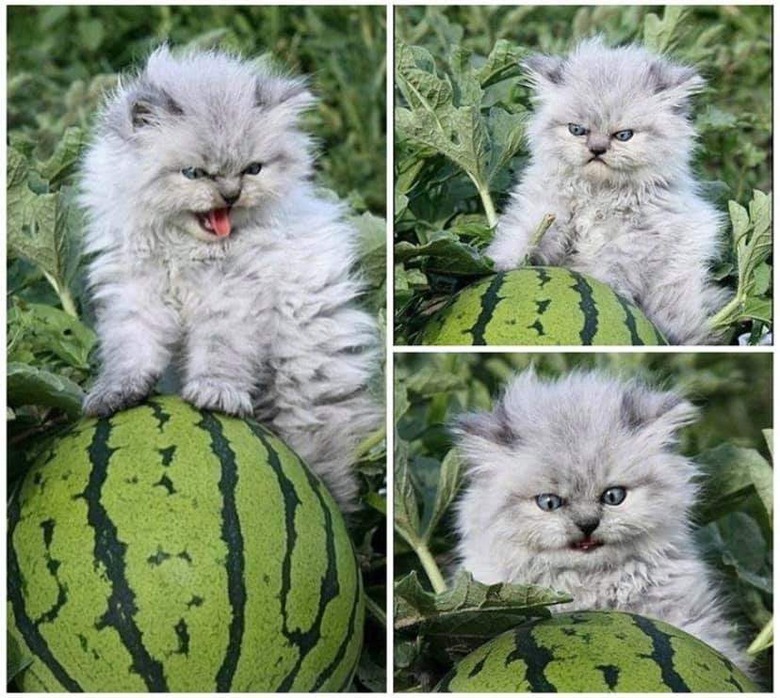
506, 617, 556, 692
8, 485, 83, 692
85, 418, 169, 691
569, 271, 598, 344
245, 421, 361, 692
631, 614, 690, 692
467, 272, 506, 345
198, 411, 246, 692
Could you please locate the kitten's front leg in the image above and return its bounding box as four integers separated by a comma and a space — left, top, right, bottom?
84, 283, 179, 417
181, 300, 256, 417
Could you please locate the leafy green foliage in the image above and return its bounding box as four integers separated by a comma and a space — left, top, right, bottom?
8, 7, 386, 691
394, 354, 772, 690
395, 6, 772, 345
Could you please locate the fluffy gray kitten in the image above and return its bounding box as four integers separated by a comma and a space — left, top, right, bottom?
454, 370, 748, 671
487, 38, 729, 345
80, 47, 381, 510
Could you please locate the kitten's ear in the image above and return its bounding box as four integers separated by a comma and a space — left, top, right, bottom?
129, 87, 183, 130
523, 53, 566, 87
621, 385, 698, 443
647, 60, 705, 111
255, 75, 315, 114
451, 404, 520, 477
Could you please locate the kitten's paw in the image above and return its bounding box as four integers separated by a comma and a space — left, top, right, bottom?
83, 379, 153, 417
182, 379, 253, 417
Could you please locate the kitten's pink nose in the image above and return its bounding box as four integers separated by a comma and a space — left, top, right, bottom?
586, 134, 609, 156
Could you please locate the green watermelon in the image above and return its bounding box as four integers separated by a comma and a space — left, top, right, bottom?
436, 611, 758, 693
420, 267, 667, 345
8, 396, 363, 692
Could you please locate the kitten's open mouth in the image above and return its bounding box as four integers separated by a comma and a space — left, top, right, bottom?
195, 208, 232, 238
571, 537, 603, 552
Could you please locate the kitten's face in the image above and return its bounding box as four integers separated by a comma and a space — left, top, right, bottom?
524, 39, 702, 187
455, 372, 698, 573
103, 48, 314, 242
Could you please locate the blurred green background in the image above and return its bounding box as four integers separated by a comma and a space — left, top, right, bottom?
9, 4, 387, 214
396, 4, 771, 201
395, 352, 772, 689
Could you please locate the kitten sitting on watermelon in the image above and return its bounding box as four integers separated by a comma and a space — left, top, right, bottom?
486, 39, 729, 345
453, 370, 750, 673
79, 47, 381, 511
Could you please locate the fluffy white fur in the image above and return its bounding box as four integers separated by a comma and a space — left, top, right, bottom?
454, 370, 748, 671
487, 39, 729, 345
80, 47, 381, 510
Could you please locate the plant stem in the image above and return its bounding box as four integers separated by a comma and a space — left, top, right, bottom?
414, 542, 447, 594
43, 272, 78, 318
467, 174, 498, 229
363, 591, 387, 627
522, 214, 556, 266
708, 291, 743, 331
747, 617, 773, 655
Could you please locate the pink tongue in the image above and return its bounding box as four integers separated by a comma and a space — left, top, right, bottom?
208, 208, 232, 238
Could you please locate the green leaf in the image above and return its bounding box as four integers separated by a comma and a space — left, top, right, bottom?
423, 449, 463, 543
7, 362, 85, 418
696, 443, 773, 523
477, 40, 523, 88
643, 6, 688, 53
698, 513, 772, 596
8, 301, 97, 370
396, 105, 489, 188
710, 190, 772, 331
394, 441, 422, 548
395, 235, 493, 276
447, 45, 482, 107
7, 152, 82, 314
485, 107, 528, 183
38, 127, 86, 186
395, 41, 453, 113
394, 570, 569, 643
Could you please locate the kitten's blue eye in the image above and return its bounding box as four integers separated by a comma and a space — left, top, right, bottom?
182, 167, 208, 180
536, 493, 563, 511
600, 487, 627, 506
614, 130, 634, 142
568, 123, 588, 137
243, 162, 263, 176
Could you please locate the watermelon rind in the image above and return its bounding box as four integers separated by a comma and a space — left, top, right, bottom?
420, 268, 667, 346
435, 611, 759, 693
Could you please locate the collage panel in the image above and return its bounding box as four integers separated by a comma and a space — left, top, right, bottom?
7, 5, 386, 693
4, 2, 777, 697
394, 5, 772, 347
394, 353, 772, 692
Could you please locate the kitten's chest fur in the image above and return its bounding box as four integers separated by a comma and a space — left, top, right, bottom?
558, 195, 643, 261
526, 557, 686, 623
547, 190, 661, 300
544, 564, 652, 613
